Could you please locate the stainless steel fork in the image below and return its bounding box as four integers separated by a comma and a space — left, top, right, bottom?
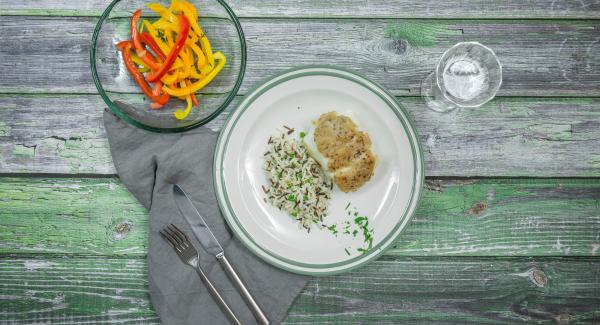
160, 224, 242, 325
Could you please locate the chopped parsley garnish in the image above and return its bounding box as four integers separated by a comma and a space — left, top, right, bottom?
324, 204, 374, 255
327, 224, 338, 236
299, 131, 306, 139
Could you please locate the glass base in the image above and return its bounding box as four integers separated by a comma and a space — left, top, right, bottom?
421, 72, 457, 113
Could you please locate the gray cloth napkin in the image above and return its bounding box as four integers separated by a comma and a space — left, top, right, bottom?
103, 109, 308, 325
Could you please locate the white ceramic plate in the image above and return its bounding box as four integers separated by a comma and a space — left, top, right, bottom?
214, 67, 423, 275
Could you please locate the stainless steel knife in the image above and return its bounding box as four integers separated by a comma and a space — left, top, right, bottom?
173, 184, 270, 325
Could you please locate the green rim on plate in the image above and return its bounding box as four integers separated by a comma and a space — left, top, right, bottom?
214, 66, 424, 275
90, 0, 247, 133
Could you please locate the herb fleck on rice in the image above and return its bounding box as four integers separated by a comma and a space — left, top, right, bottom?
263, 129, 332, 230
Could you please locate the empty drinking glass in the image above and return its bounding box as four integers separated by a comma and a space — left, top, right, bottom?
421, 42, 502, 112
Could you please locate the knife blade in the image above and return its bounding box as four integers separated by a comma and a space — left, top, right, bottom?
173, 184, 270, 325
173, 184, 224, 257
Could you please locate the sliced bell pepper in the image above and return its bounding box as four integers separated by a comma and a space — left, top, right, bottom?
140, 32, 166, 61
186, 79, 199, 106
116, 41, 170, 105
199, 35, 215, 67
116, 0, 226, 119
173, 82, 194, 120
171, 0, 203, 37
162, 51, 226, 97
130, 10, 161, 71
186, 34, 206, 68
130, 53, 150, 72
146, 14, 190, 83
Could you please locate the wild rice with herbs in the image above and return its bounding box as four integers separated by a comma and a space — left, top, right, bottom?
263, 128, 332, 230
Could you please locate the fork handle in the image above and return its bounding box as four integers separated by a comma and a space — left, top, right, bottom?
194, 266, 242, 325
218, 254, 270, 325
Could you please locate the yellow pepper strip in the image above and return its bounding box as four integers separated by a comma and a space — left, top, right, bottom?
173, 82, 194, 120
162, 71, 178, 85
186, 35, 206, 68
141, 20, 171, 54
146, 3, 168, 15
170, 0, 214, 66
169, 60, 183, 71
130, 53, 150, 72
149, 2, 178, 25
200, 64, 213, 76
189, 70, 204, 80
163, 51, 226, 97
171, 1, 202, 37
179, 47, 192, 78
200, 35, 215, 67
140, 19, 186, 83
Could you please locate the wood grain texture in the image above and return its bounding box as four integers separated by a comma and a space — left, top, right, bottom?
2, 0, 600, 18
1, 95, 599, 176
1, 17, 599, 96
1, 177, 599, 257
0, 258, 159, 324
1, 257, 598, 324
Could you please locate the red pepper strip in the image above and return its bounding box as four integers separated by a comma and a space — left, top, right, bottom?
131, 10, 161, 71
186, 80, 199, 107
149, 102, 164, 110
152, 81, 163, 97
146, 14, 190, 83
116, 41, 170, 105
140, 32, 166, 61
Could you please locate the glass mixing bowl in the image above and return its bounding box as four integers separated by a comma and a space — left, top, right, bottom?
91, 0, 246, 132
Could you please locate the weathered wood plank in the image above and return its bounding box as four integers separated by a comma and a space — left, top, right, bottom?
0, 178, 148, 255
1, 95, 599, 176
1, 18, 599, 96
0, 258, 159, 324
2, 0, 600, 19
1, 178, 598, 257
1, 257, 598, 324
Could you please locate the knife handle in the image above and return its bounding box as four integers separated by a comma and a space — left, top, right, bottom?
194, 265, 242, 325
218, 254, 270, 325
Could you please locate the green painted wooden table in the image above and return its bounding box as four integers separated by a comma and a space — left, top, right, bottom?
1, 1, 600, 323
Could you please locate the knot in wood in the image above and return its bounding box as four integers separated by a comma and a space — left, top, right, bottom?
553, 313, 570, 325
113, 221, 132, 241
530, 267, 547, 287
468, 202, 488, 216
383, 39, 408, 55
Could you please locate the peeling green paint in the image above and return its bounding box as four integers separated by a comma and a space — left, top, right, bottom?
384, 21, 461, 47
37, 137, 112, 173
529, 123, 573, 141
12, 144, 35, 157
0, 121, 10, 137
0, 178, 148, 256
590, 155, 600, 169
1, 178, 598, 257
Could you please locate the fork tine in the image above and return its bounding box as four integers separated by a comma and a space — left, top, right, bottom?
164, 226, 184, 245
170, 224, 190, 242
167, 224, 186, 243
161, 228, 181, 249
159, 230, 175, 247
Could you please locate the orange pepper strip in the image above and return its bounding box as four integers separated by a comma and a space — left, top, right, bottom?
186, 80, 199, 106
